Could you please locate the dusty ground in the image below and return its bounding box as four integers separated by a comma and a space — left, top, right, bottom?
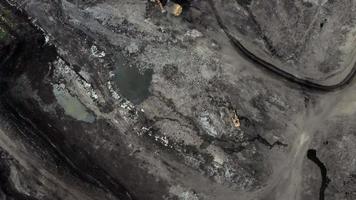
0, 0, 355, 200
213, 0, 356, 85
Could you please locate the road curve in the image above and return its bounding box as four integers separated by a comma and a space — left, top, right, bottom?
208, 0, 356, 92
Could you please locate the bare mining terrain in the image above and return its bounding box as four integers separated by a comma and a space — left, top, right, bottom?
0, 0, 355, 200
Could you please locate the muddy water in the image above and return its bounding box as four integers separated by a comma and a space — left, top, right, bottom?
113, 64, 153, 105
53, 84, 95, 123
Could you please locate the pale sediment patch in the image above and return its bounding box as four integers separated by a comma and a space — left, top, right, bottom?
53, 84, 95, 123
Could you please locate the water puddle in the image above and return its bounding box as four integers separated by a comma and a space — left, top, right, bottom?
53, 84, 95, 123
113, 64, 153, 104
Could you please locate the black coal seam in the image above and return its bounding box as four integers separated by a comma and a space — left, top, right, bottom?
249, 134, 288, 149
0, 42, 18, 69
1, 97, 134, 200
0, 14, 19, 37
0, 158, 39, 200
208, 0, 356, 92
0, 2, 134, 199
307, 149, 331, 200
234, 0, 252, 9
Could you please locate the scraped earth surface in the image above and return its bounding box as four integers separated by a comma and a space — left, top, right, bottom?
0, 0, 355, 200
213, 0, 356, 85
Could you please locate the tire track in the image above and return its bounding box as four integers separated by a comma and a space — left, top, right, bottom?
208, 0, 356, 92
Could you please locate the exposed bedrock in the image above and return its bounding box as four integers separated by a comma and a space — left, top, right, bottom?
0, 0, 355, 200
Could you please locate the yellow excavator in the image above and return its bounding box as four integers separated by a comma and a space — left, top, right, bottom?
153, 0, 191, 16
